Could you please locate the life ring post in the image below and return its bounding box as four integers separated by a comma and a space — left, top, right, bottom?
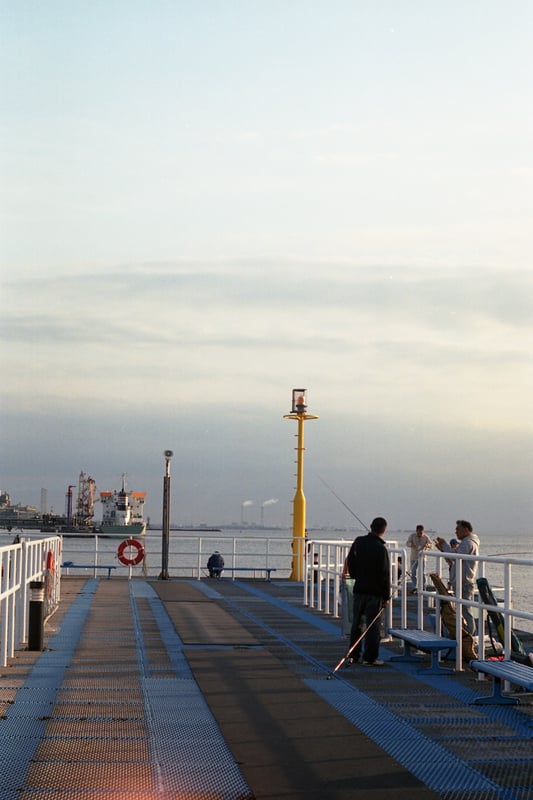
46, 550, 55, 573
117, 538, 145, 568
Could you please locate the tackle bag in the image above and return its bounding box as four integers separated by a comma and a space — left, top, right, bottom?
429, 573, 477, 661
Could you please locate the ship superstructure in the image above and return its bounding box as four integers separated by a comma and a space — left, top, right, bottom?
99, 474, 146, 537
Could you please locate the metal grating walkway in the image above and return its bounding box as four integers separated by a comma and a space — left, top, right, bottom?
1, 576, 532, 799
193, 579, 533, 800
0, 578, 252, 799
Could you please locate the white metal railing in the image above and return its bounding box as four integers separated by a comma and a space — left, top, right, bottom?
58, 534, 292, 580
415, 550, 533, 669
303, 539, 404, 643
0, 536, 61, 666
304, 539, 533, 671
192, 536, 285, 579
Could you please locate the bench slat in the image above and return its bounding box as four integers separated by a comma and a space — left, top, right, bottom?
470, 659, 533, 709
62, 563, 116, 579
389, 628, 457, 674
389, 628, 457, 648
211, 567, 276, 581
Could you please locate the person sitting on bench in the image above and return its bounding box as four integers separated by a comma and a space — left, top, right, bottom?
207, 551, 224, 578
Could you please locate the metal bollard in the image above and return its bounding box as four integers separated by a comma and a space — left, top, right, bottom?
28, 580, 45, 650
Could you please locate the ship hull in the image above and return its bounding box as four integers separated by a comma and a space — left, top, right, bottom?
0, 517, 42, 531
97, 522, 147, 538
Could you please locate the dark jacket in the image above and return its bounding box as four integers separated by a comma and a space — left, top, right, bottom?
207, 552, 224, 571
346, 532, 390, 601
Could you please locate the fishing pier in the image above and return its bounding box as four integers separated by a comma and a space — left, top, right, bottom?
0, 538, 532, 799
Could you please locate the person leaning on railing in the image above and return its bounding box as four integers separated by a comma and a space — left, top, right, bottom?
435, 520, 480, 636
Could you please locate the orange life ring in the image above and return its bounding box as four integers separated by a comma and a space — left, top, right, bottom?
46, 550, 55, 572
117, 538, 145, 566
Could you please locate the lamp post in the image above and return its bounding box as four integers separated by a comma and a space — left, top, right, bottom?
284, 389, 318, 581
159, 450, 173, 580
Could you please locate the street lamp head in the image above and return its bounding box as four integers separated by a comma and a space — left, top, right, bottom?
164, 450, 173, 459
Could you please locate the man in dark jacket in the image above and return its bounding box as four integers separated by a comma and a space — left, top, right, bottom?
347, 516, 390, 666
207, 551, 224, 578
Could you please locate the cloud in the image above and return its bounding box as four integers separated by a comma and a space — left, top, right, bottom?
2, 260, 532, 533
5, 261, 532, 337
2, 263, 532, 417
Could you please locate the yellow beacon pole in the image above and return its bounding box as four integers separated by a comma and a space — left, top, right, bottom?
284, 389, 318, 581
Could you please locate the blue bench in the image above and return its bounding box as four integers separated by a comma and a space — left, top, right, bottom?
211, 566, 276, 582
62, 562, 117, 579
388, 628, 458, 674
470, 659, 533, 707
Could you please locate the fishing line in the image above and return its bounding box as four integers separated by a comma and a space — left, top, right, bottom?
316, 474, 370, 531
327, 607, 385, 678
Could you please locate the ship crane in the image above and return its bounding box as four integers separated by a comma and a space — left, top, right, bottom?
76, 471, 96, 527
65, 485, 76, 525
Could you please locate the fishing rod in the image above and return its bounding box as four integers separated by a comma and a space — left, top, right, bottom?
316, 475, 370, 532
326, 607, 385, 679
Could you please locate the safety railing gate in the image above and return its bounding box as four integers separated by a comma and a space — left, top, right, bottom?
0, 536, 61, 667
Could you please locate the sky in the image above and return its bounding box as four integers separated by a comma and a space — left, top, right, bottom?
1, 2, 532, 535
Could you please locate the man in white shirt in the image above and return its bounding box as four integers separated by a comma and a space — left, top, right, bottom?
406, 524, 432, 593
436, 521, 480, 635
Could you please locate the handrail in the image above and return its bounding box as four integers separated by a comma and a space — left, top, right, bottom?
58, 534, 290, 579
304, 539, 533, 671
0, 536, 61, 667
304, 539, 406, 642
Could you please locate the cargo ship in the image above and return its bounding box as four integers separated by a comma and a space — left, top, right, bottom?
0, 490, 46, 530
98, 475, 147, 537
0, 472, 147, 537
